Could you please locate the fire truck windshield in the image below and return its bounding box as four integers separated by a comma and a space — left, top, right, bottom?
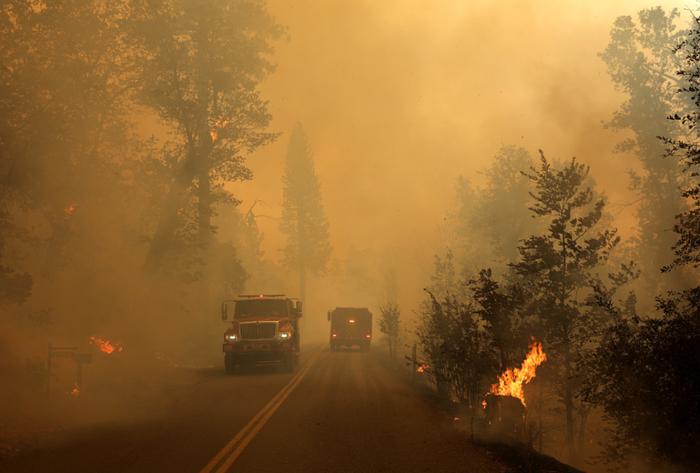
235, 299, 289, 318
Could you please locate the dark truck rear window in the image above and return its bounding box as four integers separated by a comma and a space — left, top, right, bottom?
235, 299, 289, 318
331, 309, 371, 329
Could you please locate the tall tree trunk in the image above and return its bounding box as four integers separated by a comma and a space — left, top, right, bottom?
577, 405, 589, 457
197, 142, 212, 246
537, 379, 544, 452
564, 343, 575, 460
144, 152, 197, 272
559, 219, 575, 459
194, 17, 212, 249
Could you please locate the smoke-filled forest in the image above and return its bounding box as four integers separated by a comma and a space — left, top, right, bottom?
1, 1, 700, 473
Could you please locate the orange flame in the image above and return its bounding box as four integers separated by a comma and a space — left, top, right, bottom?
489, 340, 547, 406
416, 363, 429, 373
64, 203, 77, 217
70, 383, 80, 397
89, 336, 123, 355
209, 118, 230, 143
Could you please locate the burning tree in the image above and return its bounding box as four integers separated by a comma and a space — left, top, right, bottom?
512, 152, 623, 459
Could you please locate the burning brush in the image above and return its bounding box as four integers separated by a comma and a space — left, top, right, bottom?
489, 339, 547, 407
89, 336, 123, 355
481, 340, 547, 436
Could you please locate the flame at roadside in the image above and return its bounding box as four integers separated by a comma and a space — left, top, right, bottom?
64, 203, 77, 217
489, 340, 547, 407
89, 336, 123, 354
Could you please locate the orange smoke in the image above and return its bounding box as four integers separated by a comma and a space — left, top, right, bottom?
89, 336, 123, 354
490, 340, 547, 406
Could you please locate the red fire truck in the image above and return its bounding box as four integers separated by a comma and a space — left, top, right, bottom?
221, 295, 302, 374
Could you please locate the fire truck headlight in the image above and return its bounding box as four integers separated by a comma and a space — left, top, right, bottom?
279, 331, 291, 340
225, 334, 238, 342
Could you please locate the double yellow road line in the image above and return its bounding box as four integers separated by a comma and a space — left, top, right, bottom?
199, 352, 320, 473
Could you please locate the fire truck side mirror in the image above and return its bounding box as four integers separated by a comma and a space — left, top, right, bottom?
221, 302, 228, 321
295, 300, 303, 317
327, 311, 331, 321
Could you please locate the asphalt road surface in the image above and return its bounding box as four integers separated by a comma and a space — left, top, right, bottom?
1, 348, 504, 473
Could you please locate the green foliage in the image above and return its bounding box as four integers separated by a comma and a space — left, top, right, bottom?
578, 16, 700, 469
512, 152, 623, 455
429, 250, 458, 298
455, 146, 536, 272
663, 14, 700, 272
378, 302, 400, 358
468, 268, 527, 372
583, 289, 700, 471
133, 0, 281, 267
418, 289, 494, 405
601, 7, 686, 294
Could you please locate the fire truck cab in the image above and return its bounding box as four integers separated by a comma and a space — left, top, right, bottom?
327, 307, 372, 352
221, 294, 302, 374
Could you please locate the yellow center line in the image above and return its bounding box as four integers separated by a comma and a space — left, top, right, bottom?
199, 351, 320, 473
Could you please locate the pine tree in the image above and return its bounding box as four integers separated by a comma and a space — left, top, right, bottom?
280, 123, 331, 304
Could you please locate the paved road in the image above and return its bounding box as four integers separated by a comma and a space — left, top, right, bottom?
1, 348, 503, 473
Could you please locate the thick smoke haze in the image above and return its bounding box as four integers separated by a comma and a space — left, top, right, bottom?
3, 2, 699, 472
235, 0, 687, 312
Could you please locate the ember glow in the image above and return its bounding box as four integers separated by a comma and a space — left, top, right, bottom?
70, 383, 80, 397
209, 118, 230, 143
64, 203, 77, 217
489, 340, 547, 406
416, 363, 429, 374
89, 336, 123, 354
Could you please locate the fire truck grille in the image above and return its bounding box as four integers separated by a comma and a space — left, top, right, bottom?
240, 322, 277, 340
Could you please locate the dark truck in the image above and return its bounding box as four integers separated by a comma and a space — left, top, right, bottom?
327, 307, 372, 352
221, 295, 302, 374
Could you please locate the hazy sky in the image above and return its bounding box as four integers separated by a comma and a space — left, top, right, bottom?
235, 0, 689, 276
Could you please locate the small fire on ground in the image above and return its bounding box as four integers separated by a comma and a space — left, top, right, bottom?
489, 339, 547, 407
416, 363, 430, 374
64, 203, 77, 217
70, 383, 80, 397
89, 336, 123, 354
